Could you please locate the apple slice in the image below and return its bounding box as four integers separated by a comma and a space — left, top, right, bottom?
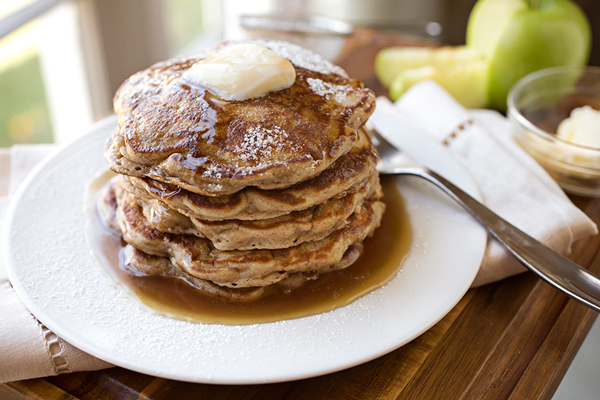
389, 61, 488, 109
375, 46, 484, 88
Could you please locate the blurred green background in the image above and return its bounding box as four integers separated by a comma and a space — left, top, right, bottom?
0, 51, 52, 147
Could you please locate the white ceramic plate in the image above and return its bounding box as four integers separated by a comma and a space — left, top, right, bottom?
3, 114, 486, 384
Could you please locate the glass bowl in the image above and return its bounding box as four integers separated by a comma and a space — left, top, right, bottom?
507, 66, 600, 196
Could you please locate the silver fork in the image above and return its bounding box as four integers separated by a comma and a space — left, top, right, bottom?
366, 123, 600, 313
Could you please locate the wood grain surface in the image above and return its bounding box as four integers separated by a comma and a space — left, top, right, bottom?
2, 28, 599, 400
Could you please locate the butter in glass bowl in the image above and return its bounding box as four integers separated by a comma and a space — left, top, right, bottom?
507, 66, 600, 196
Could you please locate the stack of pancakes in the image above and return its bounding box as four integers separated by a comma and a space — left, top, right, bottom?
99, 40, 384, 301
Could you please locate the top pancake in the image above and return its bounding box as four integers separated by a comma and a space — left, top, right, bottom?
105, 40, 376, 196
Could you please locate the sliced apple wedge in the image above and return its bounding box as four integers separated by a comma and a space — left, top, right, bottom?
389, 61, 488, 109
375, 46, 485, 89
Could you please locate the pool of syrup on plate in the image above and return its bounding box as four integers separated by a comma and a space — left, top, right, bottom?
87, 175, 412, 325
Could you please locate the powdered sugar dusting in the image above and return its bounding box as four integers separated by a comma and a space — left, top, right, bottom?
238, 124, 288, 163
307, 77, 353, 102
251, 40, 348, 77
200, 161, 223, 180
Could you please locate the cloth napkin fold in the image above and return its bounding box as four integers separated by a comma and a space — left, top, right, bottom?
372, 80, 598, 287
0, 145, 112, 384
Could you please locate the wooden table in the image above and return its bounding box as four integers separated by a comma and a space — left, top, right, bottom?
2, 29, 599, 400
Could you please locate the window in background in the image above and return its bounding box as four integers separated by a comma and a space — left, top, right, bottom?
0, 0, 226, 148
0, 0, 98, 147
163, 0, 206, 55
37, 1, 96, 143
162, 0, 222, 57
0, 1, 53, 147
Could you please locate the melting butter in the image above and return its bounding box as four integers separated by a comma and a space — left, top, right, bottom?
183, 44, 296, 101
557, 106, 600, 148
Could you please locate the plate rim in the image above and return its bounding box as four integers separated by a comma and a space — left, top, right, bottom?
3, 115, 487, 384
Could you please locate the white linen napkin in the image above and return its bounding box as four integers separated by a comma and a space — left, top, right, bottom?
372, 80, 598, 287
0, 145, 112, 384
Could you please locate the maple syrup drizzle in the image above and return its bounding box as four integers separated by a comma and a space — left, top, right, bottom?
86, 174, 412, 325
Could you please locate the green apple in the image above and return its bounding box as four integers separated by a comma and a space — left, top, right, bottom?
389, 62, 488, 108
375, 46, 484, 88
467, 0, 591, 110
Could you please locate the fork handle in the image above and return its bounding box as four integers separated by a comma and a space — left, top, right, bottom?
397, 166, 600, 313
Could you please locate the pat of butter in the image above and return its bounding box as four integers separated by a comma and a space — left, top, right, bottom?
182, 44, 296, 101
556, 106, 600, 148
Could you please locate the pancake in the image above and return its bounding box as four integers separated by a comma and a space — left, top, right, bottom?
113, 182, 385, 288
122, 172, 381, 250
122, 244, 357, 302
98, 39, 386, 304
99, 183, 319, 301
97, 178, 119, 232
105, 40, 376, 196
119, 127, 378, 221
